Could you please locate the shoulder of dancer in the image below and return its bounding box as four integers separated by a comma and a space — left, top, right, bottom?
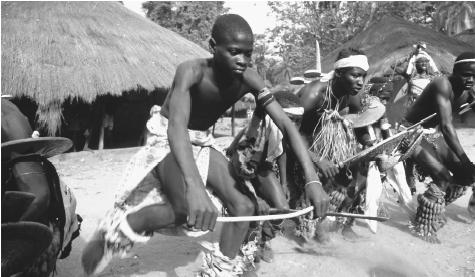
174, 59, 208, 86
430, 76, 453, 98
298, 81, 327, 111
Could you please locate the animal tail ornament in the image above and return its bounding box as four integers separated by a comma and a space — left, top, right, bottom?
409, 183, 446, 243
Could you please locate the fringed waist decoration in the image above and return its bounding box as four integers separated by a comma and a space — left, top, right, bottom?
309, 109, 358, 164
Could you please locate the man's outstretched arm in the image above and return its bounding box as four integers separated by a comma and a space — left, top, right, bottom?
435, 81, 475, 181
167, 62, 218, 231
265, 99, 330, 217
244, 70, 329, 217
436, 83, 469, 162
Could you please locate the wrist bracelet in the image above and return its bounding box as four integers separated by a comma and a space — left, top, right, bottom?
304, 180, 322, 189
256, 87, 275, 107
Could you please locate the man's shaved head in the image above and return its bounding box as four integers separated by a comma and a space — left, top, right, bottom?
211, 14, 253, 44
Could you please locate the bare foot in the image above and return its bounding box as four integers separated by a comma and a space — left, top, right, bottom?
314, 222, 331, 244
256, 241, 274, 263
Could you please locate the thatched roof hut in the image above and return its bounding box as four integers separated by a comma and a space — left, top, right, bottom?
1, 1, 210, 134
320, 16, 474, 78
455, 28, 475, 46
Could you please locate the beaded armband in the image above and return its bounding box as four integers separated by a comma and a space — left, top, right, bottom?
256, 87, 275, 107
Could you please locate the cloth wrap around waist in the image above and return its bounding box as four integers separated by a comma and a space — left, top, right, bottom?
98, 113, 227, 239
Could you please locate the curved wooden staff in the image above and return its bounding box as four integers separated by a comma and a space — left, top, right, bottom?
217, 206, 314, 222
459, 101, 475, 115
216, 206, 390, 222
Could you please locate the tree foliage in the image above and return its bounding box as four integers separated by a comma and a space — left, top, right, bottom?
140, 1, 474, 86
434, 2, 475, 36
142, 1, 229, 49
261, 1, 474, 85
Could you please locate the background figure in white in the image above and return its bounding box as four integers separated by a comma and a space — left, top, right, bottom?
405, 42, 439, 77
146, 105, 167, 142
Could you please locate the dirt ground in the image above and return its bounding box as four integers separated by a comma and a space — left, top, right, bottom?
51, 120, 475, 277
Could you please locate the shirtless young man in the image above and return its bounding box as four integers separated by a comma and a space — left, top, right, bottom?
404, 52, 475, 242
296, 48, 369, 240
82, 14, 329, 276
299, 50, 367, 168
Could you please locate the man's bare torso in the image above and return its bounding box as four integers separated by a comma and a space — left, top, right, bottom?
161, 59, 253, 131
405, 76, 463, 127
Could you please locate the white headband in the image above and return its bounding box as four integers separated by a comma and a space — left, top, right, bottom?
415, 51, 430, 60
334, 55, 369, 71
283, 107, 304, 116
454, 58, 475, 65
320, 55, 369, 82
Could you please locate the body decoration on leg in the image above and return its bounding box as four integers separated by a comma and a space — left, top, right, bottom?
410, 183, 446, 243
82, 113, 223, 275
198, 241, 257, 277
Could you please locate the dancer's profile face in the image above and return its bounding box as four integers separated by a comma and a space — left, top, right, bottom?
454, 62, 475, 90
340, 67, 367, 95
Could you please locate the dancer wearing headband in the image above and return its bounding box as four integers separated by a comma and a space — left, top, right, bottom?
82, 14, 329, 277
405, 42, 439, 77
403, 52, 475, 243
296, 48, 370, 242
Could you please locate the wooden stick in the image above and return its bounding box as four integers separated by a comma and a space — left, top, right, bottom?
459, 101, 475, 115
270, 208, 390, 222
406, 113, 437, 130
325, 211, 389, 222
408, 102, 473, 129
216, 206, 314, 222
216, 207, 390, 222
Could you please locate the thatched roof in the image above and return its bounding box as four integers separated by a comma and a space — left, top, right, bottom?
1, 1, 210, 105
321, 16, 474, 78
454, 28, 475, 46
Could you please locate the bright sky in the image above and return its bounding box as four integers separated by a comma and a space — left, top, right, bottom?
122, 1, 276, 34
224, 1, 276, 34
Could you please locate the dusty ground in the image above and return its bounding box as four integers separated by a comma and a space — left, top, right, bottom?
51, 119, 475, 277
